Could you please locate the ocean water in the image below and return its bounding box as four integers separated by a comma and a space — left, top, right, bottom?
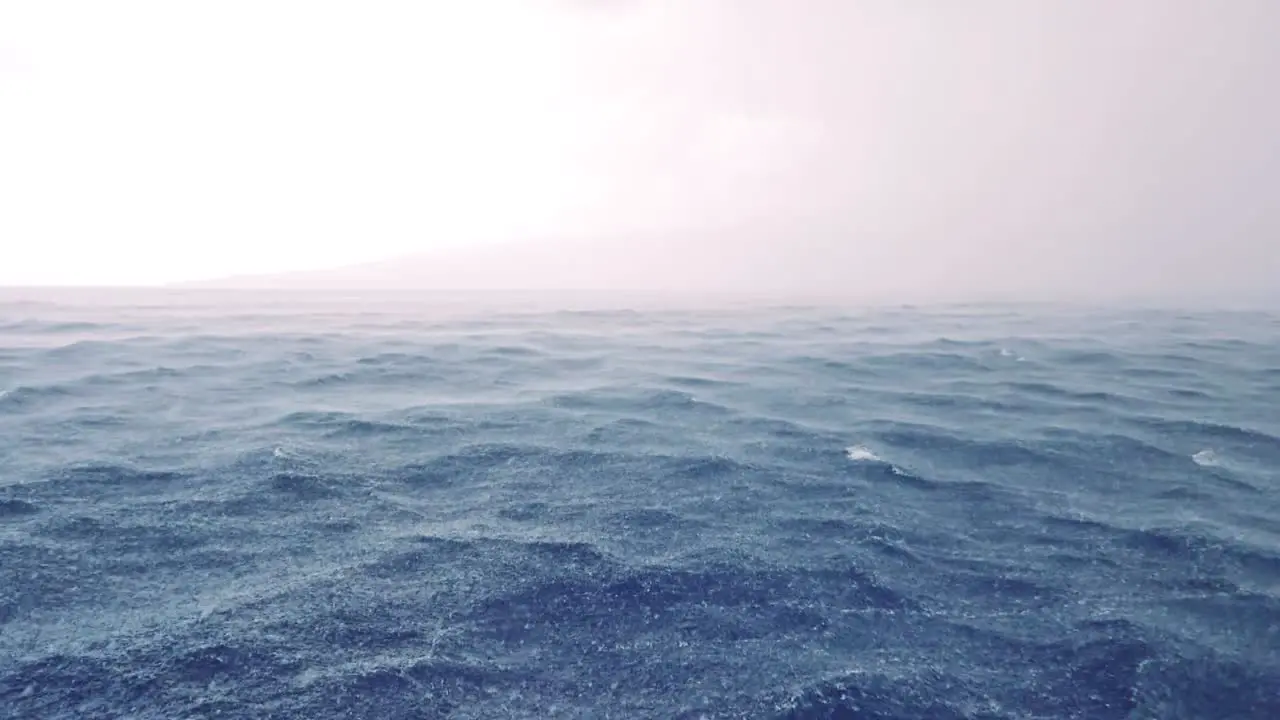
2, 290, 1278, 719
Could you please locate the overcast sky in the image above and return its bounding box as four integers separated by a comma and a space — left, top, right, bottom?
1, 1, 1277, 300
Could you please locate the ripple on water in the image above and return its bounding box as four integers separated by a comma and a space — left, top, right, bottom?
1, 299, 1278, 718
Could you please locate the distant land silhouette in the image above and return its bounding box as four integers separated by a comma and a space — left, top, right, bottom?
176, 223, 892, 297
176, 222, 1280, 308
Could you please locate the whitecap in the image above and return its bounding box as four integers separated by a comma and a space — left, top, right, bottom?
1191, 449, 1221, 467
845, 445, 881, 462
291, 667, 324, 689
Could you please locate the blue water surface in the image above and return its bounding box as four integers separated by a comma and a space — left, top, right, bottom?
1, 290, 1278, 719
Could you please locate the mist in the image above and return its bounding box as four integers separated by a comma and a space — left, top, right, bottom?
3, 0, 1278, 303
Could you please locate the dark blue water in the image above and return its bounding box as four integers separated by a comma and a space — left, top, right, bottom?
2, 291, 1278, 719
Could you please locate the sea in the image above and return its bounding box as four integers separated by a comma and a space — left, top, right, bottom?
1, 290, 1278, 719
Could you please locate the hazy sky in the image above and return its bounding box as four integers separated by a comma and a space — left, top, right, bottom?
2, 1, 1277, 298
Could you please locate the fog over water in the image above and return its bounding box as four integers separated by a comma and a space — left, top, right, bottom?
2, 1, 1277, 300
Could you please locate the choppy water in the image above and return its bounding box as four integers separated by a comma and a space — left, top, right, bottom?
2, 290, 1278, 719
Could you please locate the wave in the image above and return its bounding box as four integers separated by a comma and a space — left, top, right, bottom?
871, 428, 1052, 469
844, 444, 881, 462
1003, 380, 1135, 405
545, 387, 734, 417
3, 301, 1278, 718
0, 383, 76, 409
0, 319, 119, 334
1138, 418, 1280, 452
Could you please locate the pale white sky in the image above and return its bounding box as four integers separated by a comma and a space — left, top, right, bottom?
1, 1, 619, 284
2, 1, 1278, 298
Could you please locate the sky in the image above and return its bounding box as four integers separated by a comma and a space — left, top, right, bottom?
1, 0, 1277, 299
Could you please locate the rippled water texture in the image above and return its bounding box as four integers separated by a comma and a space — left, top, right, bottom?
2, 290, 1279, 718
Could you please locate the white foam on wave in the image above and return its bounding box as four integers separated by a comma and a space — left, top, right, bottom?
999, 347, 1027, 362
845, 445, 881, 462
1192, 449, 1222, 467
846, 443, 914, 477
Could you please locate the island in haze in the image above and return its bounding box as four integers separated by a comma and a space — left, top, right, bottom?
174, 221, 1279, 309
176, 222, 894, 298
